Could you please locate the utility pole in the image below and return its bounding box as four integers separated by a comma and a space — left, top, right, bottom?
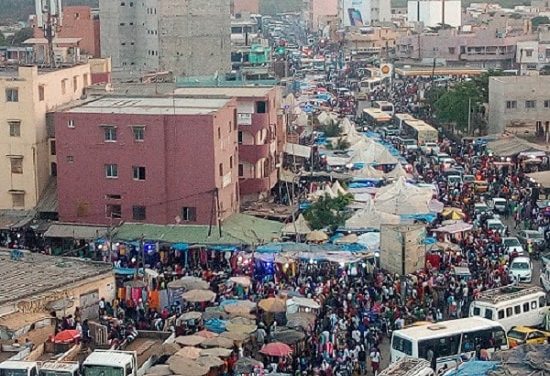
467, 97, 472, 136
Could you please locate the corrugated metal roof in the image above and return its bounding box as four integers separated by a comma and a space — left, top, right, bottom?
35, 179, 57, 213
44, 223, 108, 239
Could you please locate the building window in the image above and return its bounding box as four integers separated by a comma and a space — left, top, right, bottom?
106, 204, 122, 218
9, 157, 23, 174
219, 163, 223, 177
132, 166, 146, 180
218, 127, 221, 139
526, 100, 537, 109
61, 79, 67, 95
38, 85, 45, 101
50, 139, 56, 155
105, 194, 122, 200
73, 76, 78, 92
83, 73, 89, 86
546, 49, 550, 59
11, 192, 25, 208
448, 47, 455, 54
103, 126, 117, 141
238, 131, 243, 144
229, 156, 233, 169
238, 163, 244, 177
182, 207, 197, 222
256, 101, 267, 113
545, 100, 550, 108
505, 100, 517, 109
105, 164, 118, 178
132, 206, 146, 221
8, 121, 21, 137
526, 49, 533, 57
133, 126, 145, 141
66, 155, 74, 163
68, 119, 75, 128
5, 88, 18, 102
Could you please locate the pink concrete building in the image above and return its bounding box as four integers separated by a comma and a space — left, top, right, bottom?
31, 6, 101, 57
55, 96, 239, 225
311, 0, 338, 31
232, 0, 260, 15
175, 87, 286, 202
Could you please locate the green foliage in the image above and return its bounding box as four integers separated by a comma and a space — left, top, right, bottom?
532, 16, 550, 28
0, 32, 5, 45
259, 0, 303, 15
6, 27, 33, 46
319, 120, 343, 138
0, 0, 97, 23
334, 138, 351, 150
304, 194, 353, 230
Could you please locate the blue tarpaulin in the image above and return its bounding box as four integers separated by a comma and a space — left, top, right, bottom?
208, 245, 238, 252
172, 243, 189, 251
444, 361, 499, 376
114, 267, 144, 275
204, 318, 227, 333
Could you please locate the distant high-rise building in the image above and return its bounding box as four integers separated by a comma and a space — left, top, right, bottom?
99, 0, 231, 78
407, 0, 462, 28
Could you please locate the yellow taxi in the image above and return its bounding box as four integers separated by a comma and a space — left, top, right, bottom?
507, 326, 550, 348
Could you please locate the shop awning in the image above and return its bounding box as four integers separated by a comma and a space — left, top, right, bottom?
0, 210, 35, 230
487, 137, 548, 157
527, 170, 550, 188
44, 223, 108, 239
284, 143, 311, 159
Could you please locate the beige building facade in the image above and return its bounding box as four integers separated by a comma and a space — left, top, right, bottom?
0, 64, 91, 210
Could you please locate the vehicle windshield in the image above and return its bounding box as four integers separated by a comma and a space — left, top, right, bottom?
488, 223, 504, 229
511, 262, 530, 270
528, 232, 544, 240
403, 140, 416, 145
0, 370, 28, 376
40, 371, 72, 376
504, 239, 521, 247
83, 366, 124, 376
507, 330, 526, 341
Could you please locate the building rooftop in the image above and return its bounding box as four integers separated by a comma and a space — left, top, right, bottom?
174, 86, 274, 98
66, 97, 232, 115
0, 250, 112, 306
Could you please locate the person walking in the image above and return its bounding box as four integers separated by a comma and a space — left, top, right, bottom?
369, 346, 381, 376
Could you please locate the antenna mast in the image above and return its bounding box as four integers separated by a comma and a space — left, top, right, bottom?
35, 0, 63, 68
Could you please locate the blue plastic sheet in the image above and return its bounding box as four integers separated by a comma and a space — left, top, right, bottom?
204, 318, 227, 334
208, 245, 238, 252
172, 243, 188, 251
444, 361, 499, 376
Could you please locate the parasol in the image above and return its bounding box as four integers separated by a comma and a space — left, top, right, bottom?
234, 357, 263, 374
229, 276, 252, 287
179, 276, 209, 290
53, 329, 80, 344
160, 343, 181, 356
306, 230, 328, 242
195, 330, 218, 338
442, 207, 465, 220
196, 356, 225, 368
258, 297, 287, 313
182, 289, 216, 303
225, 322, 257, 334
220, 331, 249, 342
260, 342, 293, 357
334, 233, 358, 244
178, 311, 202, 321
174, 346, 202, 360
175, 335, 205, 346
200, 347, 233, 358
168, 356, 209, 376
273, 330, 306, 345
146, 365, 172, 376
290, 297, 320, 310
202, 311, 229, 321
200, 336, 235, 348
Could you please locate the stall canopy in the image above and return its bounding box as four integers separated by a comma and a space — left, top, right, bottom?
374, 177, 434, 215
350, 141, 398, 165
44, 223, 108, 239
281, 214, 311, 235
284, 143, 312, 159
527, 170, 550, 188
345, 200, 400, 230
114, 213, 282, 245
487, 137, 547, 157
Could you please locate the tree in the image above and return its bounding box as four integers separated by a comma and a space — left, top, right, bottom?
532, 16, 550, 28
304, 194, 353, 230
319, 120, 343, 138
6, 27, 33, 46
0, 32, 5, 46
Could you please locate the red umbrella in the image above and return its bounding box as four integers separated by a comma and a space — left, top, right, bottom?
259, 342, 292, 357
53, 329, 80, 344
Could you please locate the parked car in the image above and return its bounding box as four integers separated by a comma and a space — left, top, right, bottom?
486, 218, 506, 234
420, 142, 440, 155
540, 265, 550, 291
507, 326, 550, 348
508, 256, 533, 283
517, 230, 546, 249
474, 202, 492, 216
502, 237, 525, 255
463, 175, 475, 184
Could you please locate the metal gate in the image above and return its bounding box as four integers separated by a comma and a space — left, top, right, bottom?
79, 290, 99, 320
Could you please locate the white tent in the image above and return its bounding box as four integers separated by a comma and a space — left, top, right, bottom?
282, 214, 311, 235
350, 141, 398, 165
386, 164, 412, 180
374, 177, 433, 215
295, 112, 308, 126
332, 180, 348, 196
354, 165, 385, 179
357, 232, 381, 250
309, 184, 337, 200
345, 199, 401, 230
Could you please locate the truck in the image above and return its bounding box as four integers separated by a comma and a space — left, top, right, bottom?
0, 360, 39, 376
82, 351, 138, 376
0, 360, 80, 376
39, 362, 79, 376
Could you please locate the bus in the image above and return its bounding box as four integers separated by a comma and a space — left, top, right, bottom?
469, 285, 548, 331
362, 108, 392, 128
359, 78, 382, 95
402, 119, 438, 146
390, 317, 508, 373
393, 113, 417, 130
373, 101, 395, 116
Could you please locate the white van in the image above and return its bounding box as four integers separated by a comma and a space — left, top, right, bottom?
0, 361, 38, 376
469, 285, 547, 331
